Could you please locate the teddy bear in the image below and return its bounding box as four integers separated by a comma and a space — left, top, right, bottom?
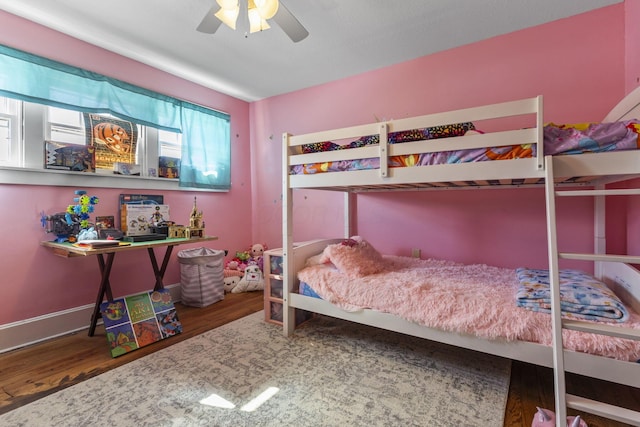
231, 263, 264, 293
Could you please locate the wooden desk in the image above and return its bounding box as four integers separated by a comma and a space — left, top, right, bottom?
41, 236, 218, 336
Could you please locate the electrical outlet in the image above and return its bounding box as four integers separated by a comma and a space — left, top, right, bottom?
411, 248, 421, 258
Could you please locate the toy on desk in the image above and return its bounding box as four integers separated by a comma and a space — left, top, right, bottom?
41, 211, 81, 243
77, 227, 98, 242
67, 189, 99, 230
186, 196, 205, 238
129, 214, 149, 234
40, 189, 99, 243
168, 224, 187, 238
150, 205, 166, 226
164, 197, 205, 239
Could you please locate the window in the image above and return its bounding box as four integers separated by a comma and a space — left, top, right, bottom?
0, 97, 21, 166
46, 105, 147, 174
159, 129, 182, 159
0, 44, 231, 191
48, 106, 86, 146
3, 97, 184, 180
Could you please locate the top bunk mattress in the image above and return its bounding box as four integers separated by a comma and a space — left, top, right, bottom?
284, 95, 640, 191
290, 120, 640, 175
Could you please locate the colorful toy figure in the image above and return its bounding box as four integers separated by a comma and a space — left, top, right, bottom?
41, 189, 99, 242
67, 189, 99, 229
41, 211, 80, 243
186, 196, 204, 238
531, 407, 588, 427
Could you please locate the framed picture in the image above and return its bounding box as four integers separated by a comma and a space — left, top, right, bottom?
158, 156, 180, 179
44, 141, 95, 172
84, 113, 138, 170
95, 215, 115, 229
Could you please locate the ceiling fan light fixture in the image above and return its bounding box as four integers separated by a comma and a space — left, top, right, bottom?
216, 0, 239, 10
215, 5, 240, 30
248, 13, 270, 33
200, 0, 306, 42
254, 0, 279, 20
248, 0, 271, 33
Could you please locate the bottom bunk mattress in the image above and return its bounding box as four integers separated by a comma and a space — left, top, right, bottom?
297, 242, 640, 361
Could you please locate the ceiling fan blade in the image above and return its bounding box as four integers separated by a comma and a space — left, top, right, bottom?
196, 6, 223, 34
272, 2, 309, 42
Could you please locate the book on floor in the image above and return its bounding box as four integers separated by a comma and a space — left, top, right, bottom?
100, 289, 182, 357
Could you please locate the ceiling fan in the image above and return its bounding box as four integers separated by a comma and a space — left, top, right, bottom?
197, 0, 309, 43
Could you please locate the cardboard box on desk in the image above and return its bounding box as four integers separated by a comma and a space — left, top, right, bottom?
122, 204, 170, 236
118, 194, 164, 230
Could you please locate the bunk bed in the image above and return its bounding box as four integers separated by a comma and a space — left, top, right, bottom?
281, 90, 640, 426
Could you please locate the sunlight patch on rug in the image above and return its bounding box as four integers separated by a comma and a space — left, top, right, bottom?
0, 311, 511, 426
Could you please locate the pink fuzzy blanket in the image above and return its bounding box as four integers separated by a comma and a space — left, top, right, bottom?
297, 256, 640, 361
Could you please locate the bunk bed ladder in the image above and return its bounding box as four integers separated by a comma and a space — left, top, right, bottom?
545, 156, 640, 427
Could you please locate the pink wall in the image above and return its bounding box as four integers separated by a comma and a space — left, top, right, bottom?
626, 0, 640, 93
251, 4, 628, 269
0, 11, 252, 324
625, 1, 640, 256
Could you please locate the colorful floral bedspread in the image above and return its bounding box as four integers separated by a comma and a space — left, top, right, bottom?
515, 267, 629, 322
290, 120, 640, 175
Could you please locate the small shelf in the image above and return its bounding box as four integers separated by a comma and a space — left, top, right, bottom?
263, 248, 313, 326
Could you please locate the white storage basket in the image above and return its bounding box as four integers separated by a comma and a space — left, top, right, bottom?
177, 247, 225, 307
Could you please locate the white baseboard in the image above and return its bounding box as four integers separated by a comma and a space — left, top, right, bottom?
0, 284, 182, 354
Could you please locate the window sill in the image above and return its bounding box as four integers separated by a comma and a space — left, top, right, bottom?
0, 167, 221, 192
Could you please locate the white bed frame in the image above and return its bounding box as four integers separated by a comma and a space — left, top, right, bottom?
281, 90, 640, 426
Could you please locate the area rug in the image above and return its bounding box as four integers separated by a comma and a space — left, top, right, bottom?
0, 312, 511, 426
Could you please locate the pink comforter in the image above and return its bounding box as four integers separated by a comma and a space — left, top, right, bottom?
297, 256, 640, 361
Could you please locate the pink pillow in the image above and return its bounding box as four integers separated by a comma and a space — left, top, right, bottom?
319, 238, 384, 277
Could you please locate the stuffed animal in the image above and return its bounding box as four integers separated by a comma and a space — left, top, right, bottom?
248, 243, 267, 271
228, 252, 250, 272
223, 260, 244, 293
77, 227, 98, 241
223, 274, 242, 293
231, 264, 265, 293
225, 260, 242, 272
249, 243, 267, 258
531, 407, 588, 427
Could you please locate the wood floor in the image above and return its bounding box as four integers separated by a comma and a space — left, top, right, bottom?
1, 291, 638, 426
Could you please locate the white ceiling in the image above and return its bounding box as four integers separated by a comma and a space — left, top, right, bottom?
0, 0, 623, 102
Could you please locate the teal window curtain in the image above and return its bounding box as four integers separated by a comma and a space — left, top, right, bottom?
0, 44, 231, 190
180, 102, 231, 190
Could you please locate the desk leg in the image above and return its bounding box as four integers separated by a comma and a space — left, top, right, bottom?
148, 245, 174, 291
89, 253, 115, 337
